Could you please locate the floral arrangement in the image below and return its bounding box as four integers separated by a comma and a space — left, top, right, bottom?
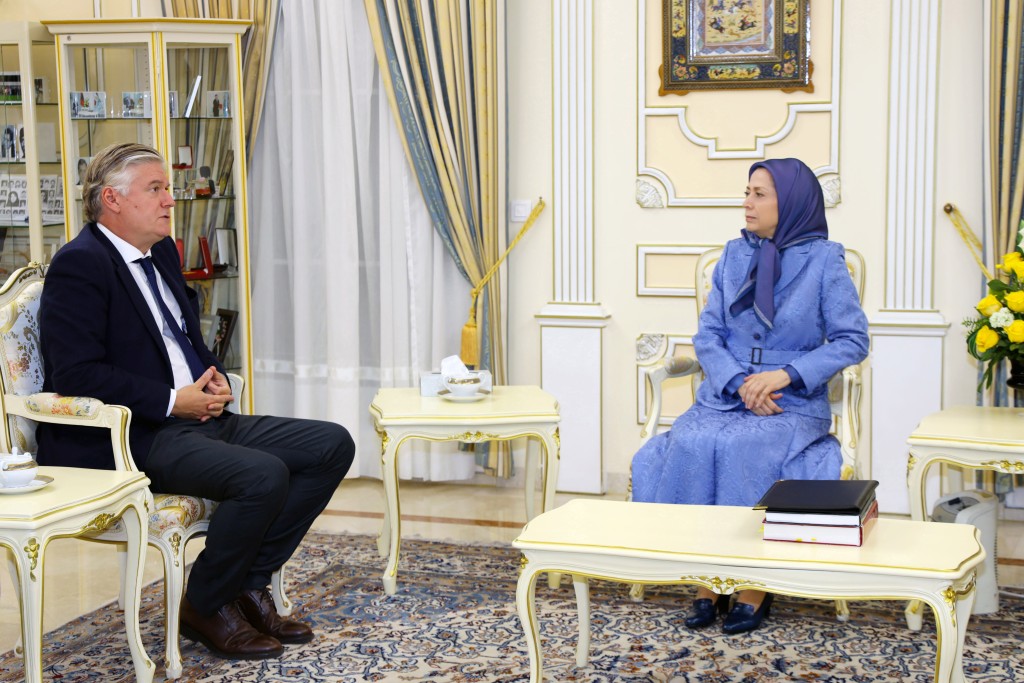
965, 222, 1024, 387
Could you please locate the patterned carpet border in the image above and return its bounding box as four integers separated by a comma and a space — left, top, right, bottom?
0, 532, 1021, 682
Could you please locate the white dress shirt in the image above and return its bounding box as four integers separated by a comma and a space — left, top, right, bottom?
97, 224, 193, 415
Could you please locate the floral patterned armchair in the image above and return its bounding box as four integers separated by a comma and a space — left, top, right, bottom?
0, 263, 290, 679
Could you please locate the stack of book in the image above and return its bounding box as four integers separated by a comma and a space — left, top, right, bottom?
755, 479, 880, 547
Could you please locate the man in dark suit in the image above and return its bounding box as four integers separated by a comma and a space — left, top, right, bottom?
38, 143, 355, 660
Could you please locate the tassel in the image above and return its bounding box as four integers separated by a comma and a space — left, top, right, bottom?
460, 317, 479, 368
460, 198, 547, 371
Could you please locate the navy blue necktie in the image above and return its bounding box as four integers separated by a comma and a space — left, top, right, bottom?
136, 257, 206, 381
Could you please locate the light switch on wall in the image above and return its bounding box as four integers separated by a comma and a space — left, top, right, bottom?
509, 199, 532, 223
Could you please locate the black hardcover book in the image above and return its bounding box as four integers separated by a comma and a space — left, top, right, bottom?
754, 479, 879, 515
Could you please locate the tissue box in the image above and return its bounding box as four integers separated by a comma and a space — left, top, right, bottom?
420, 370, 493, 397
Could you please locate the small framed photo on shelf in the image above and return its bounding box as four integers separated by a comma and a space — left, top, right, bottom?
0, 73, 21, 103
0, 125, 17, 161
121, 91, 151, 118
70, 91, 107, 119
212, 228, 238, 274
168, 91, 179, 118
204, 90, 230, 118
39, 175, 64, 223
173, 145, 193, 170
210, 308, 238, 363
75, 156, 94, 186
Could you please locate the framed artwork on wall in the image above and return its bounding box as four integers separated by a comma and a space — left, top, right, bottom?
211, 308, 238, 363
660, 0, 812, 95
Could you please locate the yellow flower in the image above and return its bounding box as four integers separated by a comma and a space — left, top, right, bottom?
999, 251, 1024, 272
1007, 320, 1024, 343
1007, 291, 1024, 312
977, 295, 1001, 317
975, 326, 1000, 353
1012, 262, 1024, 281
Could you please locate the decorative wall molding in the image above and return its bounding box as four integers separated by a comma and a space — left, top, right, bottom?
869, 0, 947, 516
636, 244, 715, 296
553, 0, 595, 302
820, 173, 841, 208
635, 178, 665, 208
884, 0, 941, 312
636, 0, 843, 207
541, 0, 605, 494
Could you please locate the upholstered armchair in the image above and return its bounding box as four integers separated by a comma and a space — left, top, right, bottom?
0, 264, 290, 679
631, 247, 866, 619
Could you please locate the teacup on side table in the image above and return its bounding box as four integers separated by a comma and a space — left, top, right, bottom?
0, 451, 40, 489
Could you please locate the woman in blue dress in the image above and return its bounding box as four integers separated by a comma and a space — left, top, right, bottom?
631, 158, 869, 633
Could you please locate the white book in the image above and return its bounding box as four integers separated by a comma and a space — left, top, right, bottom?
763, 497, 877, 526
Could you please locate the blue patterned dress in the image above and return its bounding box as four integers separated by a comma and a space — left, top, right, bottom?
631, 236, 869, 507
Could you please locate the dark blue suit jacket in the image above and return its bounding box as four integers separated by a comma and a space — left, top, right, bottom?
37, 224, 224, 470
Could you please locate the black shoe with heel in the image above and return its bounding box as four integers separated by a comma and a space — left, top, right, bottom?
721, 593, 774, 634
683, 593, 731, 629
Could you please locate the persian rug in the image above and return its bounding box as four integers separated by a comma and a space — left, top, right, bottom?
0, 532, 1021, 682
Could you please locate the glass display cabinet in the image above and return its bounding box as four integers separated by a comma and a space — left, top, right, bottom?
44, 19, 254, 409
0, 21, 66, 279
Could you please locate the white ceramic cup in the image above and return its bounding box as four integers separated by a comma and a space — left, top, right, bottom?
0, 453, 38, 488
443, 373, 482, 397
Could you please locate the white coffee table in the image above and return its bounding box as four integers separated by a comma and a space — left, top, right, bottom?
514, 499, 983, 683
370, 385, 560, 595
0, 466, 154, 683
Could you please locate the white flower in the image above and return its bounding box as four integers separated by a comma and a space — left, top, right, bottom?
991, 307, 1015, 328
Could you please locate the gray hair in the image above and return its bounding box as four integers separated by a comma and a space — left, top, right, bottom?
81, 143, 166, 223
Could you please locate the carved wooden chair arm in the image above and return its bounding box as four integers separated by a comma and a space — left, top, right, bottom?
3, 392, 138, 472
640, 355, 702, 442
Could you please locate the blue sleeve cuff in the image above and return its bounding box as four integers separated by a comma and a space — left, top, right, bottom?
724, 373, 745, 397
784, 365, 805, 391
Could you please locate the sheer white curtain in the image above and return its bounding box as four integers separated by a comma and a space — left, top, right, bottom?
248, 0, 473, 479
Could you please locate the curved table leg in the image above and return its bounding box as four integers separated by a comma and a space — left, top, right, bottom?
928, 581, 975, 683
122, 500, 156, 683
573, 575, 590, 668
524, 436, 539, 522
516, 565, 543, 683
539, 428, 562, 590
380, 431, 402, 595
905, 449, 933, 631
16, 541, 42, 683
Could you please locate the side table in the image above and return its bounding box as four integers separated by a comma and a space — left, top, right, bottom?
905, 405, 1024, 629
0, 466, 154, 683
369, 385, 560, 595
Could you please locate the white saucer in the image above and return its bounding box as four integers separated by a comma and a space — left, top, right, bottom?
0, 475, 54, 495
439, 392, 488, 403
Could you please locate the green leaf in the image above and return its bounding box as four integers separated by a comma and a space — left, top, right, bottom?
989, 279, 1010, 294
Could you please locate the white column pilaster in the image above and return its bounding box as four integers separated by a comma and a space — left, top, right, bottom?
538, 0, 608, 493
871, 0, 948, 515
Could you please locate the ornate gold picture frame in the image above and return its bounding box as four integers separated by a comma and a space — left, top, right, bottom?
661, 0, 813, 95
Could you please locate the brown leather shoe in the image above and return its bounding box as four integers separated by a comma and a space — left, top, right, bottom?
180, 597, 284, 660
237, 587, 315, 644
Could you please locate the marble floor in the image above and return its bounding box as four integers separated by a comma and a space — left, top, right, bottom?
1, 477, 1023, 654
